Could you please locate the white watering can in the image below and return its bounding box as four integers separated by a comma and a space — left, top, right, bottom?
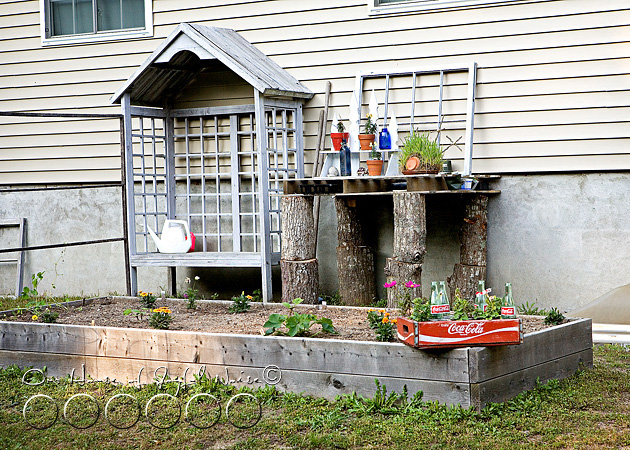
147, 220, 195, 253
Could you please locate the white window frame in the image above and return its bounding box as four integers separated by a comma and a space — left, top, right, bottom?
368, 0, 528, 15
39, 0, 153, 47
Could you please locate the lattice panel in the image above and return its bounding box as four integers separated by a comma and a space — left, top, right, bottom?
130, 116, 167, 253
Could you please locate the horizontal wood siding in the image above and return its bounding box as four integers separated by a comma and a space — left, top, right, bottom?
1, 0, 629, 183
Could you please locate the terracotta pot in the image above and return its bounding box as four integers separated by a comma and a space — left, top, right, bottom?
366, 159, 384, 176
330, 132, 350, 151
358, 134, 375, 150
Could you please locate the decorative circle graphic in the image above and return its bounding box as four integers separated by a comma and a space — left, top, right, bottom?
105, 393, 140, 429
23, 394, 58, 430
63, 393, 100, 429
22, 368, 45, 386
145, 393, 181, 429
185, 393, 221, 429
225, 393, 262, 429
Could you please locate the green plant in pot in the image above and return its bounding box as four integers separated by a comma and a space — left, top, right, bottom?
366, 142, 383, 176
358, 114, 377, 150
398, 131, 444, 174
330, 120, 349, 151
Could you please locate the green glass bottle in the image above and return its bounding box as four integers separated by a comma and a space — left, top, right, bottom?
438, 281, 451, 319
430, 282, 441, 320
501, 282, 516, 319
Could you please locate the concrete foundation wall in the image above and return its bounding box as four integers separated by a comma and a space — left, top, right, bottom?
1, 172, 629, 312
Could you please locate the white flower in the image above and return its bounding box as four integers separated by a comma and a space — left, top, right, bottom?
185, 277, 191, 284
194, 276, 200, 281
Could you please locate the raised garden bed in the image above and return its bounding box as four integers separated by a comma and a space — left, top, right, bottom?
0, 298, 592, 410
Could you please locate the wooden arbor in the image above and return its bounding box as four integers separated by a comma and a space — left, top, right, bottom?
111, 23, 313, 302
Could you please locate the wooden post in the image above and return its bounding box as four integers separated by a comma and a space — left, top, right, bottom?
448, 195, 488, 300
335, 197, 375, 306
281, 195, 318, 304
386, 192, 426, 308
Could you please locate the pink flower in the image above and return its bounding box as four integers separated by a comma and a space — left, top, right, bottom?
404, 281, 419, 288
384, 281, 397, 288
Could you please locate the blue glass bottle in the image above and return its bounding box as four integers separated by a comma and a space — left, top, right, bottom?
339, 139, 352, 176
379, 127, 391, 150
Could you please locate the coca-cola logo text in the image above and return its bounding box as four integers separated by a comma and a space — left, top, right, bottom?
431, 305, 450, 314
501, 307, 515, 315
447, 322, 485, 336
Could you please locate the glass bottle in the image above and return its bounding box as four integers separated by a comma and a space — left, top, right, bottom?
475, 280, 485, 310
501, 282, 516, 319
429, 282, 441, 320
339, 139, 352, 176
379, 127, 391, 150
438, 281, 451, 319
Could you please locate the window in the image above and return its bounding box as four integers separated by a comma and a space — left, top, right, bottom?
368, 0, 523, 15
41, 0, 152, 45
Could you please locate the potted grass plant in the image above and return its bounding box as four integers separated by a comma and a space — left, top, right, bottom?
398, 131, 444, 174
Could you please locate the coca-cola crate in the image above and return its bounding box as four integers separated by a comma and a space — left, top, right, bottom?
397, 316, 523, 349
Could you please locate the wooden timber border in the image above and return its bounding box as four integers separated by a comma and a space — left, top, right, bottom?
0, 316, 592, 410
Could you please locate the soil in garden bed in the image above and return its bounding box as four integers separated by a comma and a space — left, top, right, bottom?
0, 297, 555, 342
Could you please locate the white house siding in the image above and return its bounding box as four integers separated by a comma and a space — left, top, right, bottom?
1, 0, 629, 183
1, 0, 630, 311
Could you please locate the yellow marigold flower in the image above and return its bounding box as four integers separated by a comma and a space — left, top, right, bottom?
378, 309, 386, 314
391, 318, 398, 324
368, 309, 374, 312
382, 317, 389, 324
32, 315, 38, 321
246, 295, 253, 300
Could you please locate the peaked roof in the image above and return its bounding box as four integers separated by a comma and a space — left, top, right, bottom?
110, 23, 312, 106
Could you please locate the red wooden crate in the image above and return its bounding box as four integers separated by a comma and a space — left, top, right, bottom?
397, 316, 523, 349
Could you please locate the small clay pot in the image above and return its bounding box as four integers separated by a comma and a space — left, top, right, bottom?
366, 159, 384, 176
330, 132, 350, 151
358, 134, 375, 150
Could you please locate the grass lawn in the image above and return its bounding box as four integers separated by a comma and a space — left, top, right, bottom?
0, 344, 629, 449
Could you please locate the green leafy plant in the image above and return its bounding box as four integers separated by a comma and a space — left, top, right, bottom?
363, 113, 377, 135
398, 131, 444, 172
19, 271, 45, 301
229, 291, 252, 313
518, 301, 546, 316
123, 307, 150, 321
138, 291, 156, 309
474, 294, 502, 320
367, 309, 397, 342
263, 298, 337, 337
410, 297, 431, 322
149, 307, 172, 329
544, 307, 565, 325
320, 291, 344, 306
40, 308, 59, 323
369, 141, 381, 160
183, 276, 200, 309
451, 288, 476, 320
335, 120, 345, 133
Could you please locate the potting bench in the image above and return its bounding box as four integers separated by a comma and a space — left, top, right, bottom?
280, 174, 500, 306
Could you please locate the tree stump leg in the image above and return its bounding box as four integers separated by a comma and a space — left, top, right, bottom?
281, 259, 319, 304
336, 245, 376, 306
448, 263, 486, 302
334, 197, 375, 305
460, 195, 488, 267
280, 195, 318, 303
393, 192, 427, 264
